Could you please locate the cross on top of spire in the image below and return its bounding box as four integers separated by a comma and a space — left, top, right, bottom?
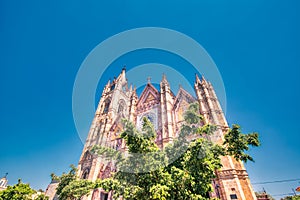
147, 76, 151, 83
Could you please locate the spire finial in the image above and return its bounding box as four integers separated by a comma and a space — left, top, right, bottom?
147, 76, 151, 83
201, 75, 207, 83
161, 73, 169, 83
195, 73, 201, 83
122, 65, 126, 71
161, 73, 169, 87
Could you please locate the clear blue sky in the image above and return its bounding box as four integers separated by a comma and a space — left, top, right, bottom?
0, 0, 299, 199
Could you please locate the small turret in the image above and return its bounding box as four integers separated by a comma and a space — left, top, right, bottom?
161, 73, 169, 86
0, 173, 8, 191
160, 73, 175, 146
201, 75, 207, 85
195, 73, 201, 84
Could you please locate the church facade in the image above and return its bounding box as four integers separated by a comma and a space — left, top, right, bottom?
77, 68, 257, 200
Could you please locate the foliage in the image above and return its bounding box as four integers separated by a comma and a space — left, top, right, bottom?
0, 179, 46, 200
281, 195, 300, 200
92, 103, 260, 200
51, 164, 77, 196
34, 193, 49, 200
0, 102, 260, 200
59, 179, 94, 200
224, 124, 260, 163
51, 165, 94, 200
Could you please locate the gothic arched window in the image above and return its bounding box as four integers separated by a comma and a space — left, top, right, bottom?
122, 84, 127, 92
82, 168, 90, 179
138, 112, 157, 130
100, 192, 109, 200
103, 99, 111, 114
145, 115, 154, 124
110, 84, 115, 91
118, 99, 126, 114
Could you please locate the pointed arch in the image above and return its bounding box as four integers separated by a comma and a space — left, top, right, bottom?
117, 99, 126, 114
103, 98, 111, 114
82, 167, 90, 179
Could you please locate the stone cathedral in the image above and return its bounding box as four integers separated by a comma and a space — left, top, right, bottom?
77, 68, 257, 200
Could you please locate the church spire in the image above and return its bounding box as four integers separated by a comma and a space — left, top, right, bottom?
147, 76, 151, 84
105, 79, 111, 88
201, 75, 207, 84
119, 66, 126, 80
161, 73, 169, 86
195, 73, 201, 84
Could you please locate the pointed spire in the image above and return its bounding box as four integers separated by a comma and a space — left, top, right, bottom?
121, 66, 126, 76
201, 75, 207, 84
132, 85, 138, 97
116, 65, 126, 82
161, 73, 169, 85
106, 79, 111, 86
195, 73, 201, 83
207, 81, 213, 88
162, 73, 167, 81
102, 79, 111, 94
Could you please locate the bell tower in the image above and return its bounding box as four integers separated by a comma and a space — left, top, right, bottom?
194, 74, 257, 200
77, 67, 135, 183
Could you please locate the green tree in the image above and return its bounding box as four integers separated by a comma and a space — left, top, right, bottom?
51, 165, 94, 200
92, 103, 260, 200
0, 179, 36, 200
51, 165, 77, 197
59, 179, 94, 200
281, 195, 300, 200
224, 124, 259, 163
34, 193, 49, 200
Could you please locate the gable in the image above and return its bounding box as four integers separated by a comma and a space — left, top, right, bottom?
137, 83, 160, 107
145, 93, 156, 103
173, 87, 196, 111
